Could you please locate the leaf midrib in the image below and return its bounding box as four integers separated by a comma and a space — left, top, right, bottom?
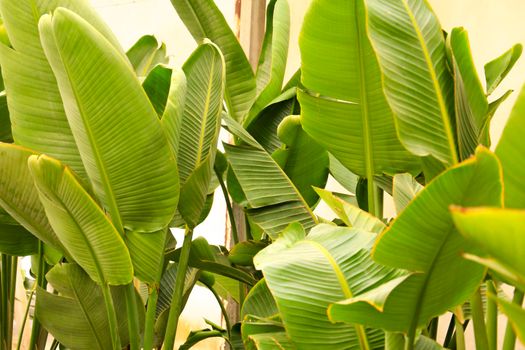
401, 0, 458, 165
194, 50, 216, 164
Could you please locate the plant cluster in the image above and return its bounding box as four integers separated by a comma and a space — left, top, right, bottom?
0, 0, 524, 349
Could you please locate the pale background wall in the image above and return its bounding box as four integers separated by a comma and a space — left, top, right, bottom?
88, 0, 525, 348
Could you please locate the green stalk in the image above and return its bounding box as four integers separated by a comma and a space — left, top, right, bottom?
28, 244, 45, 350
471, 287, 489, 350
143, 285, 159, 350
428, 317, 438, 340
215, 166, 239, 245
205, 282, 231, 339
101, 283, 121, 350
356, 325, 371, 350
454, 316, 466, 350
6, 256, 17, 349
125, 283, 140, 350
503, 288, 524, 350
16, 289, 34, 350
1, 254, 7, 349
163, 226, 194, 350
486, 280, 498, 350
404, 330, 415, 350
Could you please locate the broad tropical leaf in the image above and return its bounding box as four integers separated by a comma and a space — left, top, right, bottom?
39, 8, 179, 232
495, 84, 525, 209
224, 117, 318, 239
329, 154, 359, 194
328, 148, 503, 332
175, 41, 225, 227
493, 296, 525, 345
0, 0, 122, 180
36, 264, 139, 350
299, 0, 420, 182
272, 115, 329, 207
244, 0, 290, 126
448, 28, 489, 160
126, 35, 168, 78
255, 223, 404, 349
125, 229, 167, 284
0, 224, 38, 256
28, 154, 133, 285
392, 173, 423, 214
485, 44, 522, 95
365, 0, 457, 165
315, 188, 385, 234
246, 332, 295, 350
0, 143, 62, 249
170, 0, 256, 122
451, 207, 525, 283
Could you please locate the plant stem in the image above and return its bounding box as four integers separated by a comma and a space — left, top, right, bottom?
16, 289, 34, 350
29, 243, 45, 350
502, 288, 524, 350
471, 287, 489, 350
486, 280, 498, 350
101, 283, 121, 350
143, 285, 159, 350
215, 167, 239, 245
163, 226, 193, 350
444, 314, 455, 347
125, 283, 141, 350
367, 178, 377, 218
205, 282, 231, 339
404, 329, 415, 350
428, 317, 438, 340
1, 254, 7, 349
7, 256, 17, 349
454, 316, 466, 350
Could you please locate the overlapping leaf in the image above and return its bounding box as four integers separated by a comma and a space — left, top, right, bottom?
365, 0, 457, 165
39, 8, 179, 232
126, 35, 168, 78
299, 0, 420, 181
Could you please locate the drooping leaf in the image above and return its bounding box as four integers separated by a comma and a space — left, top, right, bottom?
170, 0, 256, 122
28, 154, 133, 285
39, 8, 179, 232
175, 42, 225, 228
447, 27, 489, 160
0, 143, 62, 249
315, 188, 385, 234
0, 223, 38, 256
255, 223, 404, 349
126, 35, 168, 78
156, 262, 199, 318
328, 148, 503, 332
224, 117, 318, 239
365, 0, 457, 165
451, 207, 525, 283
125, 229, 167, 284
272, 115, 329, 207
0, 0, 123, 180
495, 84, 525, 209
392, 173, 423, 214
485, 44, 523, 95
244, 0, 290, 126
36, 264, 142, 350
299, 0, 420, 181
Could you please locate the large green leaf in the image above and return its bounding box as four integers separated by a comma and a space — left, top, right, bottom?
255, 223, 404, 349
0, 0, 122, 180
0, 143, 62, 249
224, 117, 318, 239
244, 0, 290, 126
125, 229, 167, 284
448, 27, 489, 160
485, 44, 522, 96
175, 42, 225, 228
36, 264, 139, 350
126, 35, 168, 78
0, 224, 38, 256
170, 0, 256, 122
272, 115, 329, 207
328, 148, 502, 333
365, 0, 457, 165
299, 0, 419, 182
451, 208, 525, 283
494, 296, 525, 345
28, 154, 133, 285
495, 84, 525, 209
39, 8, 179, 232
